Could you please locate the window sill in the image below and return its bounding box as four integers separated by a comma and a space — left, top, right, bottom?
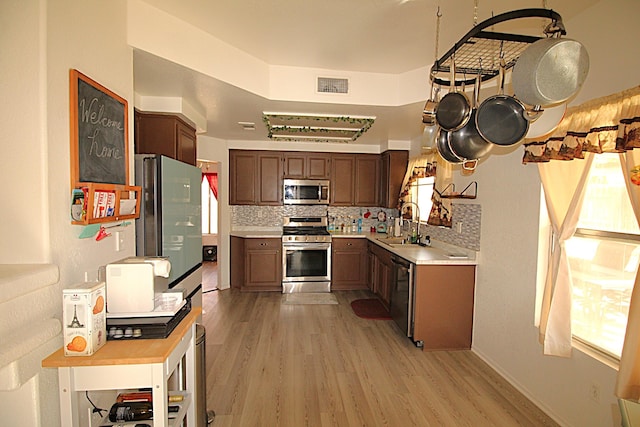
573, 338, 620, 370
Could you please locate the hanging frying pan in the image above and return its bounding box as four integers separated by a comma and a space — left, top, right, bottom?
512, 37, 589, 107
436, 128, 463, 164
435, 56, 471, 131
476, 59, 531, 146
448, 72, 493, 159
526, 103, 567, 139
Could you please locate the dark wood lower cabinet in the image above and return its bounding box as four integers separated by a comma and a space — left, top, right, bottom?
230, 237, 282, 291
413, 265, 475, 350
331, 238, 368, 290
367, 242, 393, 308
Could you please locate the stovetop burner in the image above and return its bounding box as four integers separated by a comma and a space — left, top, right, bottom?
282, 216, 331, 243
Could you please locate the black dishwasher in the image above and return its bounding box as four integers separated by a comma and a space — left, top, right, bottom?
389, 256, 415, 341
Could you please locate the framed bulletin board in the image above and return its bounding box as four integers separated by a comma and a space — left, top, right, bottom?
70, 69, 129, 186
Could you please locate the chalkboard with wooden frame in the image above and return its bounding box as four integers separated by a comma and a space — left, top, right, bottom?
69, 69, 129, 187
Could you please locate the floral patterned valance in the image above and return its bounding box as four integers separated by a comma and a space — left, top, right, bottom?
523, 85, 640, 163
399, 151, 454, 228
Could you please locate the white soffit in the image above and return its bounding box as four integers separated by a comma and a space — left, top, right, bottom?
134, 94, 207, 133
263, 112, 376, 143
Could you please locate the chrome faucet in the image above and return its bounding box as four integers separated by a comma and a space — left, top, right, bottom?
401, 201, 421, 243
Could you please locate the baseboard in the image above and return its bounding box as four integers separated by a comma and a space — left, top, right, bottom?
471, 346, 568, 427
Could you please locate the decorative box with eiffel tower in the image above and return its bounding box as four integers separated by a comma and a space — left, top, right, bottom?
62, 282, 106, 356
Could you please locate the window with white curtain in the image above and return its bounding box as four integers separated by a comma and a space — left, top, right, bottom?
567, 154, 640, 358
410, 176, 435, 222
201, 179, 218, 234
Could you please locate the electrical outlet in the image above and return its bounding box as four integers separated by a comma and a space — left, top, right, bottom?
589, 382, 600, 403
115, 231, 125, 252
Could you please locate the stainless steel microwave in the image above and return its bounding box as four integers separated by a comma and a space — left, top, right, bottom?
283, 179, 330, 205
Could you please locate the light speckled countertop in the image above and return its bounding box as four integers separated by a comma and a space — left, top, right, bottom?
231, 229, 477, 265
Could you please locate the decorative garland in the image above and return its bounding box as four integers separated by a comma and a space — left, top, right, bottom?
262, 114, 375, 142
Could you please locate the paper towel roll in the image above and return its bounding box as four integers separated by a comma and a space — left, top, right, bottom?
144, 258, 171, 278
394, 218, 402, 237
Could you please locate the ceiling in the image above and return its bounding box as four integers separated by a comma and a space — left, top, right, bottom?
133, 0, 597, 148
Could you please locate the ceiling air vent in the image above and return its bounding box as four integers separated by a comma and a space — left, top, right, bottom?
317, 77, 348, 94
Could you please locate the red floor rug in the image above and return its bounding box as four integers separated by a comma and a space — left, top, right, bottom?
350, 298, 392, 320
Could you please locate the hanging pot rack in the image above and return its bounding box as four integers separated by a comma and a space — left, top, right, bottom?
430, 8, 566, 87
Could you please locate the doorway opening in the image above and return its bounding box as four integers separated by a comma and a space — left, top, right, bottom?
200, 160, 220, 293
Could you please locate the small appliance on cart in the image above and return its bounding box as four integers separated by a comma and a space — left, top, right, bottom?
103, 256, 191, 340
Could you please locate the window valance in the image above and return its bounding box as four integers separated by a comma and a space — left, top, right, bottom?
523, 85, 640, 163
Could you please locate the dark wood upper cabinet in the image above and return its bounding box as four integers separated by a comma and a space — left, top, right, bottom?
230, 149, 407, 207
283, 152, 331, 179
380, 150, 409, 209
354, 154, 380, 206
330, 154, 355, 206
229, 150, 258, 205
229, 150, 283, 205
257, 152, 283, 205
134, 111, 197, 166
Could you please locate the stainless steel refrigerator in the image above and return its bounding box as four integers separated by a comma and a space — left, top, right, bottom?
135, 154, 203, 304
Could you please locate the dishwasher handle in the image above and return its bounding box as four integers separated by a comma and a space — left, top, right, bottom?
391, 256, 411, 269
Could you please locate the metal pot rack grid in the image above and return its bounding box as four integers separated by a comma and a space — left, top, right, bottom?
430, 8, 566, 87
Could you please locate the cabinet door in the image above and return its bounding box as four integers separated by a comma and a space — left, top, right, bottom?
307, 153, 331, 179
377, 252, 393, 308
354, 154, 380, 206
135, 112, 177, 159
244, 238, 282, 291
230, 236, 245, 289
330, 154, 355, 205
283, 152, 331, 179
283, 153, 306, 179
258, 153, 283, 205
229, 150, 257, 205
332, 238, 368, 290
176, 121, 197, 166
380, 151, 408, 208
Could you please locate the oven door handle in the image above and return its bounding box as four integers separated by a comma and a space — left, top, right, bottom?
283, 243, 331, 251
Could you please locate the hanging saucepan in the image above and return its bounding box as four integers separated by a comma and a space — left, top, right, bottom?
476, 59, 531, 146
436, 128, 463, 164
448, 72, 493, 161
422, 83, 440, 125
512, 37, 589, 107
525, 103, 567, 139
435, 56, 472, 131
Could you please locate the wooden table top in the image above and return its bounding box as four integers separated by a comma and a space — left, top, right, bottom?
42, 307, 201, 368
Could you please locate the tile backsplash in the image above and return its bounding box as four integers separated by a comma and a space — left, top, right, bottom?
231, 203, 481, 251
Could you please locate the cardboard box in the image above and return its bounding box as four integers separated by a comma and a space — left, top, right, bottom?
63, 282, 106, 356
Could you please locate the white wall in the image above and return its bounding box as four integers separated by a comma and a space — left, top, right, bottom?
46, 0, 136, 287
197, 136, 231, 289
1, 1, 134, 426
467, 1, 640, 426
0, 0, 49, 263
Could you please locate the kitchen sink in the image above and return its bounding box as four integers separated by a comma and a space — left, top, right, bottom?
375, 237, 409, 247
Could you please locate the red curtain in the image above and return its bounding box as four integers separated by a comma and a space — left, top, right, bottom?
203, 173, 218, 199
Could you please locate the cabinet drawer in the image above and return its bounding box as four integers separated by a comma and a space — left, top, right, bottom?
244, 238, 281, 250
332, 238, 367, 251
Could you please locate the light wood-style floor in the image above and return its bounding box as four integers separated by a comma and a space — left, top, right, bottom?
202, 261, 218, 293
201, 289, 559, 427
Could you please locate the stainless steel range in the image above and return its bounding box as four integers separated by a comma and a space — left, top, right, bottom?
282, 216, 332, 293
